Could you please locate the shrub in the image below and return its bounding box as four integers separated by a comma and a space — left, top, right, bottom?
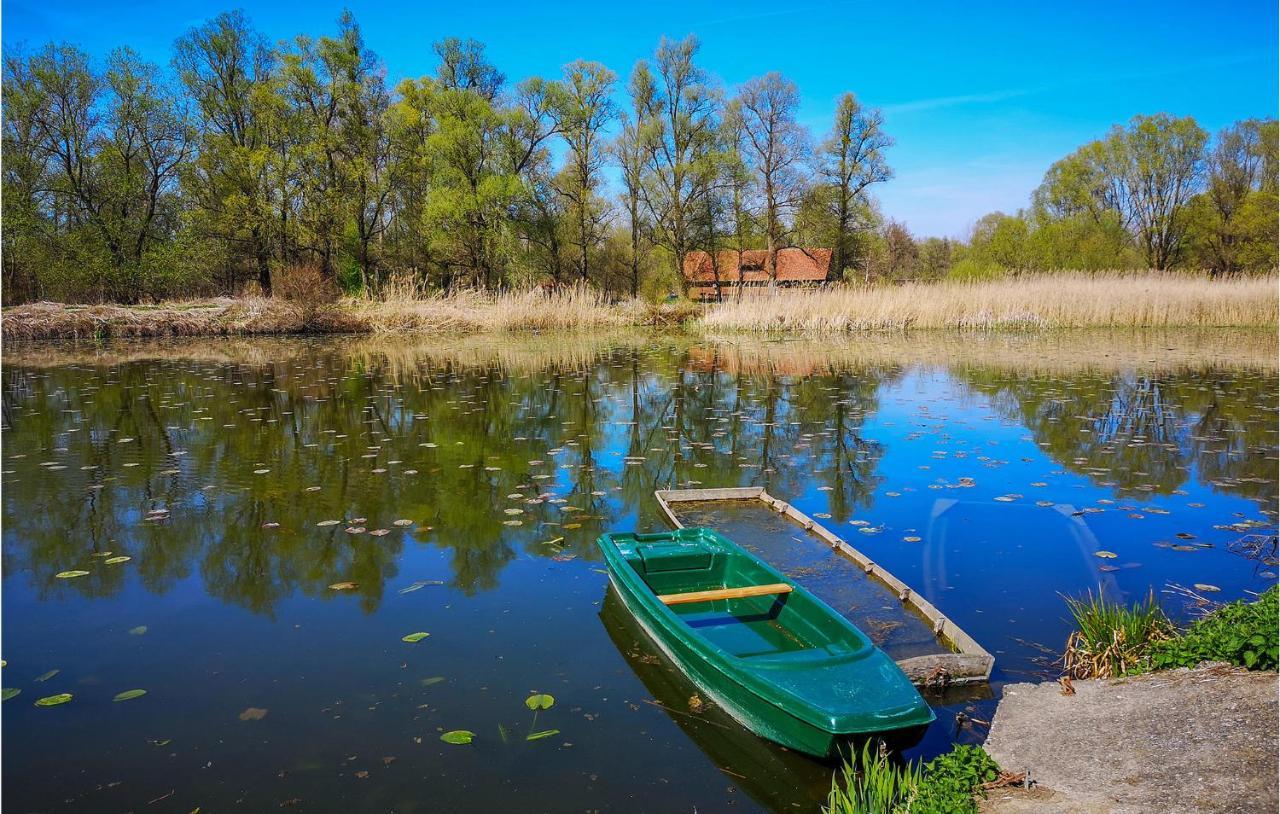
1149, 587, 1278, 671
913, 745, 1001, 814
946, 258, 1005, 281
1062, 589, 1173, 678
273, 264, 337, 311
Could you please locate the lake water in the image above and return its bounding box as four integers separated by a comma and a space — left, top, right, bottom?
3, 330, 1277, 813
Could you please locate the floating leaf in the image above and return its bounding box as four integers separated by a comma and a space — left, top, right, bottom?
129, 626, 148, 635
525, 729, 560, 741
2, 688, 20, 701
238, 707, 268, 721
35, 693, 72, 707
329, 582, 358, 591
113, 689, 147, 702
55, 570, 90, 579
1094, 551, 1118, 559
1193, 583, 1221, 593
420, 676, 445, 687
440, 730, 474, 745
104, 556, 131, 565
401, 632, 430, 643
524, 693, 555, 711
34, 669, 59, 683
149, 738, 172, 747
316, 520, 340, 527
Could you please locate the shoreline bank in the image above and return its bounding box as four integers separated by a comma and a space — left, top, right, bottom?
3, 273, 1276, 342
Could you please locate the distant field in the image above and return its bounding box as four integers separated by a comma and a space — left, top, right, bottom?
2, 273, 1275, 341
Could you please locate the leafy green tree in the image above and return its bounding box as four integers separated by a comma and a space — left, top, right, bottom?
817, 93, 892, 281
174, 11, 277, 294
1186, 118, 1278, 275
550, 60, 616, 284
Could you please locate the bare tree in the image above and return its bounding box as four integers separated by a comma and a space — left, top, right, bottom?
731, 72, 808, 280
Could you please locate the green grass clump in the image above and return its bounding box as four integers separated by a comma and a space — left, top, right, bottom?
824, 743, 1000, 814
1062, 589, 1173, 678
1149, 586, 1278, 671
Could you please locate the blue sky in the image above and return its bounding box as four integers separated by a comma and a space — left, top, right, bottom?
5, 0, 1277, 237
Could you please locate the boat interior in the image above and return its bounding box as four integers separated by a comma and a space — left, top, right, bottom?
619, 535, 869, 663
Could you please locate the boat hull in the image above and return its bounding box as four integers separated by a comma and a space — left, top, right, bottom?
598, 529, 934, 759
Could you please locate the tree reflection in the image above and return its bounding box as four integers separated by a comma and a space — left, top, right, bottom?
2, 340, 1272, 615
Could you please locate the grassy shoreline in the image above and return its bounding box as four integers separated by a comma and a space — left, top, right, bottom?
3, 273, 1275, 341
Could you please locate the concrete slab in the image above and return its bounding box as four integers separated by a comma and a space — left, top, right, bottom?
983, 665, 1278, 814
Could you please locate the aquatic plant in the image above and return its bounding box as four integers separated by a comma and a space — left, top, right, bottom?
824, 742, 1002, 814
1149, 586, 1278, 671
825, 741, 922, 814
1062, 589, 1173, 679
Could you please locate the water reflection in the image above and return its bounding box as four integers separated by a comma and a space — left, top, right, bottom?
2, 330, 1277, 813
3, 332, 1276, 615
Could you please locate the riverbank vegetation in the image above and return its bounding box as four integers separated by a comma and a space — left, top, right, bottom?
1062, 586, 1279, 679
825, 742, 1005, 814
3, 11, 1276, 307
3, 272, 1274, 340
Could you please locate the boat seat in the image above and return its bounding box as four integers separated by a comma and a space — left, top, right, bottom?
637, 543, 713, 573
658, 583, 793, 606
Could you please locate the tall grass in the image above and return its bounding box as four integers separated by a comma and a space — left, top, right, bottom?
347, 282, 641, 333
825, 743, 1003, 814
1062, 589, 1173, 679
699, 272, 1278, 332
826, 742, 922, 814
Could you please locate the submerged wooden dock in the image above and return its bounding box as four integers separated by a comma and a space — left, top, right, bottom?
654, 487, 994, 687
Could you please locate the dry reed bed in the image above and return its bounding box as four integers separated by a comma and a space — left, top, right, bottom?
3, 273, 1275, 341
698, 273, 1279, 332
0, 288, 693, 340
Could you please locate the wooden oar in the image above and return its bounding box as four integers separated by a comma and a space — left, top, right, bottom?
657, 583, 793, 606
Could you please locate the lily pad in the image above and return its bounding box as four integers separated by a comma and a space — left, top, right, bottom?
1094, 551, 1118, 559
129, 626, 148, 635
34, 669, 59, 683
525, 693, 555, 711
113, 689, 147, 702
440, 729, 474, 745
34, 693, 73, 707
2, 688, 20, 701
104, 556, 131, 565
401, 632, 430, 643
328, 582, 358, 591
525, 729, 560, 741
1193, 583, 1221, 593
55, 570, 90, 579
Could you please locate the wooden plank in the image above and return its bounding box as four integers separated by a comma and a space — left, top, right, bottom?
658, 582, 793, 606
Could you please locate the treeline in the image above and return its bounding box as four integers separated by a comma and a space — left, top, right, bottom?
3, 13, 1275, 306
868, 115, 1278, 282
1, 11, 892, 303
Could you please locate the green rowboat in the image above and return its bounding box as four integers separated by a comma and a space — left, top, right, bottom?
597, 527, 935, 758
